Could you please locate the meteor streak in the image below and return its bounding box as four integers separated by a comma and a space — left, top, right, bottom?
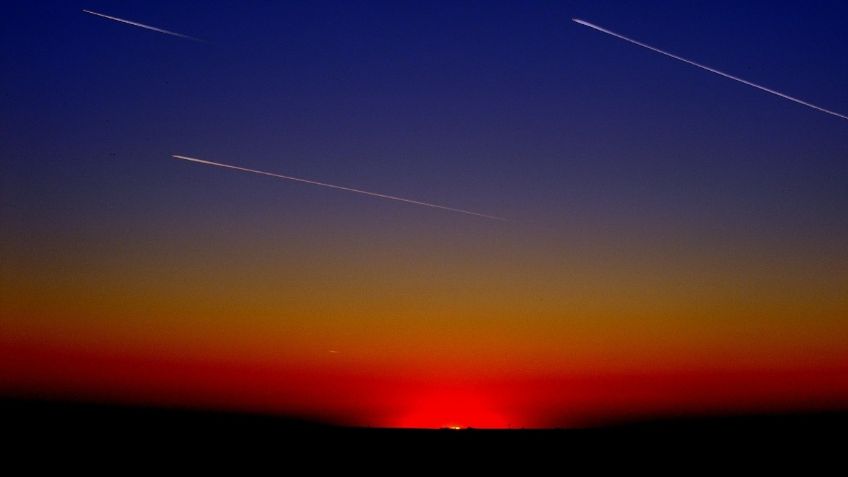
572, 18, 848, 121
83, 9, 204, 42
172, 155, 506, 221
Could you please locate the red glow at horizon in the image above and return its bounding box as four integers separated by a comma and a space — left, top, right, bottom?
389, 388, 511, 429
2, 337, 848, 429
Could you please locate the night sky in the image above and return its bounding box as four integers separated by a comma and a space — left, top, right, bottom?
2, 0, 847, 428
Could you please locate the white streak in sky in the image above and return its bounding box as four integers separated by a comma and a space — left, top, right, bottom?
572, 18, 848, 121
172, 155, 506, 221
83, 9, 204, 42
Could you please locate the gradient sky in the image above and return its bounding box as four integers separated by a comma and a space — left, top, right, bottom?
2, 0, 847, 428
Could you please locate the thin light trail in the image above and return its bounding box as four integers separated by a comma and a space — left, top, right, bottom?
83, 9, 204, 42
573, 18, 848, 121
172, 155, 506, 221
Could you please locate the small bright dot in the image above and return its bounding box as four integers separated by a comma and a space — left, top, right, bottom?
448, 425, 463, 430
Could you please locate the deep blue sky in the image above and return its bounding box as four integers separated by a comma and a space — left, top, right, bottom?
4, 1, 847, 229
3, 1, 846, 238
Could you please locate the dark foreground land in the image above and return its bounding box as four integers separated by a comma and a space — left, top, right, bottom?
4, 397, 847, 456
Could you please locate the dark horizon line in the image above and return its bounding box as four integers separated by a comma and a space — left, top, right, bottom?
4, 395, 848, 432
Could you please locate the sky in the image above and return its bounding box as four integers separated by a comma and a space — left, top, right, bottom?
1, 0, 847, 428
